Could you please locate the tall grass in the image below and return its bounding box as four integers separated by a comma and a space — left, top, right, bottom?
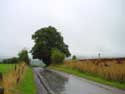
0, 62, 37, 94
3, 62, 26, 94
64, 59, 125, 83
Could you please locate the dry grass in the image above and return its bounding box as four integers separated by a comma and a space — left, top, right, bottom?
2, 62, 26, 94
64, 58, 125, 82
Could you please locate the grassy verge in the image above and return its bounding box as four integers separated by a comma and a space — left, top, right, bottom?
0, 64, 15, 74
17, 67, 37, 94
49, 64, 125, 89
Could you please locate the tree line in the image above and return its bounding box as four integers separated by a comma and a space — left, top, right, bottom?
1, 49, 29, 65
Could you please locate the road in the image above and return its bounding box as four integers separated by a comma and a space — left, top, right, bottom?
33, 68, 48, 94
33, 67, 125, 94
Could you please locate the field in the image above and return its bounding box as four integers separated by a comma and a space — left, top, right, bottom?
0, 64, 15, 74
66, 58, 125, 82
0, 63, 37, 94
50, 58, 125, 89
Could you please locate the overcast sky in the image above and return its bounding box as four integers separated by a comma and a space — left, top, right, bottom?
0, 0, 125, 58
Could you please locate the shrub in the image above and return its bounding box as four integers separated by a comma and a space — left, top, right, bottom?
2, 57, 19, 64
51, 48, 65, 64
72, 55, 77, 60
18, 49, 30, 65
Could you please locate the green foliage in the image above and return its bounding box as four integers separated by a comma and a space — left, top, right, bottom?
72, 55, 77, 60
18, 49, 29, 65
31, 26, 70, 66
0, 64, 15, 74
51, 48, 65, 64
2, 57, 19, 64
17, 67, 37, 94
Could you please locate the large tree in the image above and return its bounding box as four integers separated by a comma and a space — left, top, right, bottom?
31, 26, 70, 66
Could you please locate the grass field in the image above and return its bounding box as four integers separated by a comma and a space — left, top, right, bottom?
49, 59, 125, 89
0, 64, 15, 74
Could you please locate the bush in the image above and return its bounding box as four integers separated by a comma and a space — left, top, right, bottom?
18, 49, 30, 65
51, 48, 65, 64
72, 55, 77, 60
2, 57, 19, 64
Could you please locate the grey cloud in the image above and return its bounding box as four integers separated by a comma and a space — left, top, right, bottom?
0, 0, 124, 58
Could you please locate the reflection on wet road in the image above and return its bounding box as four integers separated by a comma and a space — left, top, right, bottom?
34, 68, 125, 94
40, 69, 69, 93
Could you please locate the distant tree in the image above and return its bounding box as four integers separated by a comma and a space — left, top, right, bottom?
31, 26, 70, 66
51, 48, 65, 64
18, 49, 29, 65
2, 57, 19, 64
72, 55, 77, 60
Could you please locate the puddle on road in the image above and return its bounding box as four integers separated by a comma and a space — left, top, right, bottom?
41, 70, 95, 94
40, 70, 93, 94
40, 70, 68, 94
40, 70, 99, 94
40, 69, 123, 94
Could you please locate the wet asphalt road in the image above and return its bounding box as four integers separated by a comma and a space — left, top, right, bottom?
33, 68, 48, 94
33, 67, 125, 94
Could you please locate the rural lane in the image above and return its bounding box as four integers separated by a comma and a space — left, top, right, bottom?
33, 67, 125, 94
33, 68, 48, 94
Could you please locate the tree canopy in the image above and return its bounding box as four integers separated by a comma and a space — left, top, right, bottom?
72, 55, 77, 60
31, 26, 70, 66
18, 49, 30, 65
2, 57, 19, 64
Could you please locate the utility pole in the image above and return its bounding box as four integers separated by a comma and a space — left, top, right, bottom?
98, 53, 101, 59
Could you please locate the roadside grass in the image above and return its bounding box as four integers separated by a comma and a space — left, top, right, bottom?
0, 64, 15, 74
0, 63, 37, 94
49, 64, 125, 89
17, 66, 37, 94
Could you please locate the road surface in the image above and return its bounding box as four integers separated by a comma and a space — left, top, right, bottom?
33, 67, 125, 94
33, 68, 48, 94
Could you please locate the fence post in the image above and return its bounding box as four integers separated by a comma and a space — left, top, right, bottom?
0, 87, 4, 94
15, 64, 17, 71
0, 73, 3, 81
